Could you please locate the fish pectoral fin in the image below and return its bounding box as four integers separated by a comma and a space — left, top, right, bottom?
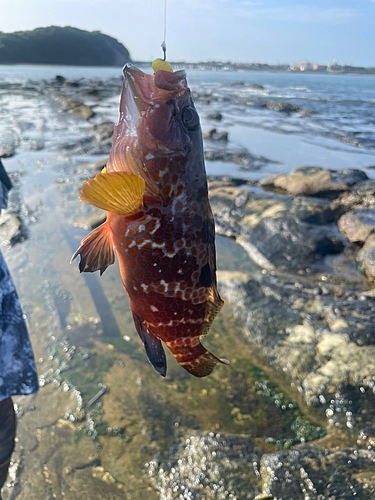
133, 314, 167, 377
79, 172, 145, 217
71, 221, 115, 275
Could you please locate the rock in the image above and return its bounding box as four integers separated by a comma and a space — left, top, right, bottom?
90, 122, 114, 142
74, 209, 106, 230
258, 446, 375, 500
218, 270, 375, 433
60, 98, 95, 120
210, 184, 344, 270
83, 88, 100, 96
340, 180, 375, 209
261, 166, 368, 199
264, 101, 303, 113
204, 149, 273, 170
0, 134, 17, 158
357, 233, 375, 280
61, 99, 83, 111
54, 75, 66, 85
78, 157, 108, 173
249, 83, 264, 90
0, 212, 23, 245
64, 80, 81, 88
206, 112, 222, 121
338, 208, 375, 243
204, 128, 228, 142
72, 105, 95, 120
146, 431, 260, 500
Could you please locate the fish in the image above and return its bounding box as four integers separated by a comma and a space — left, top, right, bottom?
72, 63, 228, 378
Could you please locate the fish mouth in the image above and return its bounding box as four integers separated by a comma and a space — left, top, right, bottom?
123, 64, 187, 114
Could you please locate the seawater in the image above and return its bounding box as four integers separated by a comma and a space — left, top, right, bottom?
0, 64, 373, 499
1, 64, 374, 177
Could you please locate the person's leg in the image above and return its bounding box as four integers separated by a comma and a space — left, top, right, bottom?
0, 398, 16, 494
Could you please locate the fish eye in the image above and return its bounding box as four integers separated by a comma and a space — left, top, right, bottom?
182, 107, 199, 131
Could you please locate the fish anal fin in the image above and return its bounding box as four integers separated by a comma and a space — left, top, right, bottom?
133, 314, 167, 377
79, 172, 145, 217
71, 221, 115, 275
181, 349, 229, 378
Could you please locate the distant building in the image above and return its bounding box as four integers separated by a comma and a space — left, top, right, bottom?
290, 61, 329, 73
312, 63, 328, 72
290, 61, 314, 72
327, 63, 343, 73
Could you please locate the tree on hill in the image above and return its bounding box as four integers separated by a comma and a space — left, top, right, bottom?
0, 26, 131, 66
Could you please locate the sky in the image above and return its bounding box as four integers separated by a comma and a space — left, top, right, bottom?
1, 0, 375, 66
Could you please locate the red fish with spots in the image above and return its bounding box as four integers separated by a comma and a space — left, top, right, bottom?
73, 65, 228, 377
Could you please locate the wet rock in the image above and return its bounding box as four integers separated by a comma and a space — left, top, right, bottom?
210, 184, 343, 270
0, 136, 17, 158
90, 122, 114, 142
218, 270, 375, 433
60, 98, 95, 120
357, 233, 375, 280
206, 112, 223, 121
72, 105, 95, 120
263, 101, 304, 113
261, 166, 368, 199
54, 75, 66, 85
340, 180, 375, 209
74, 209, 106, 230
249, 83, 265, 90
258, 446, 375, 500
64, 80, 82, 88
207, 176, 247, 190
204, 128, 229, 142
205, 149, 273, 170
338, 208, 375, 244
78, 157, 108, 173
83, 88, 100, 96
61, 99, 83, 111
146, 431, 261, 500
0, 213, 23, 245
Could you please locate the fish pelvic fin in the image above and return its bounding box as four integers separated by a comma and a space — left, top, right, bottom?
79, 172, 145, 217
71, 221, 115, 275
168, 339, 229, 378
133, 314, 167, 377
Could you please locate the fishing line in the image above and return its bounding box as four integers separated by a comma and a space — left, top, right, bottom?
161, 0, 167, 60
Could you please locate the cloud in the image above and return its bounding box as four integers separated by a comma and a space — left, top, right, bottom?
235, 5, 360, 25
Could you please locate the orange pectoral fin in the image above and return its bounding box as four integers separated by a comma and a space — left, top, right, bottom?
71, 221, 115, 275
79, 172, 145, 217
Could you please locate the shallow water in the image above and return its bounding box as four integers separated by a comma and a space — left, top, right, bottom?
0, 66, 373, 498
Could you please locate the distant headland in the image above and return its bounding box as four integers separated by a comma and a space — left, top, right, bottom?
0, 26, 131, 66
0, 26, 374, 75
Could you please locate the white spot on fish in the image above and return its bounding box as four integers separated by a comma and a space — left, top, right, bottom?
150, 305, 159, 312
145, 153, 154, 160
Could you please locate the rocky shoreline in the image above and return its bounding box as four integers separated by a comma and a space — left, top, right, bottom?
2, 76, 375, 499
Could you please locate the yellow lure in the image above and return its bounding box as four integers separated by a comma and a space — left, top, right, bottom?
152, 58, 173, 73
101, 167, 107, 173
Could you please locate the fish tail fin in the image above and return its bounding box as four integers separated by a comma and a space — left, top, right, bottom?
71, 221, 115, 275
168, 339, 229, 378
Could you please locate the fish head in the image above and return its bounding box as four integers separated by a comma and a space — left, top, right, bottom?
115, 65, 204, 188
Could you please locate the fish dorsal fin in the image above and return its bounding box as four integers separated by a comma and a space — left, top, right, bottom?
79, 172, 145, 216
132, 313, 167, 377
71, 221, 115, 275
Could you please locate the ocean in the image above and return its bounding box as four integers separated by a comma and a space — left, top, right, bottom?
0, 64, 375, 499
